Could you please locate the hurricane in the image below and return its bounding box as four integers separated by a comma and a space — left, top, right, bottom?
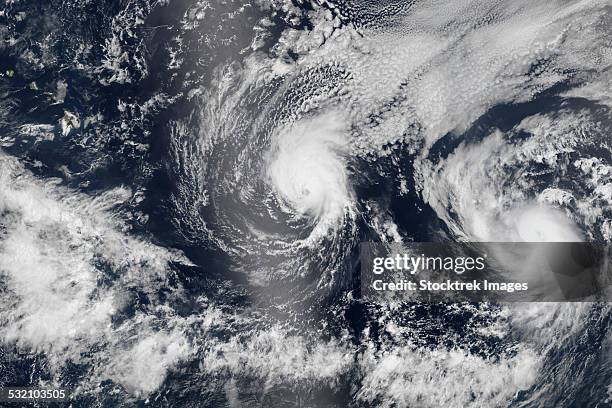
0, 0, 610, 406
266, 112, 353, 235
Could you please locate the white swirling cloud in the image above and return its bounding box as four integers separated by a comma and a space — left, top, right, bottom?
266, 111, 354, 240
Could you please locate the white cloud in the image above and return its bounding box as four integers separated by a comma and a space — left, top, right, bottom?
0, 153, 193, 395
